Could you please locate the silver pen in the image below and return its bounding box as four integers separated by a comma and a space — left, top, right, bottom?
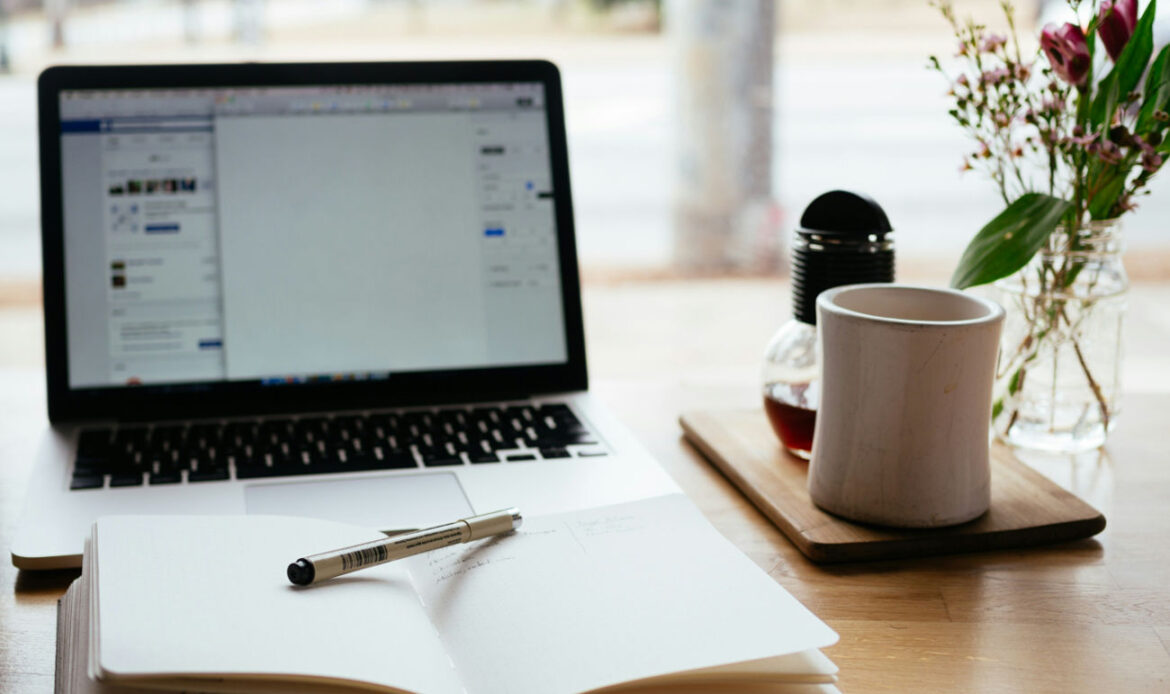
286, 507, 523, 586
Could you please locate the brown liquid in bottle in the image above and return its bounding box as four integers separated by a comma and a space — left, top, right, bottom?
763, 382, 818, 460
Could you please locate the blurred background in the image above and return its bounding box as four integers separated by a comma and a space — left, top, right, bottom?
0, 0, 1168, 360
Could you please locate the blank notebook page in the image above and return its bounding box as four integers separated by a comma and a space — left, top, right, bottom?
93, 515, 463, 693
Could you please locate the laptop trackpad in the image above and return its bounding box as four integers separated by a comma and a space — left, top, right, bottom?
243, 473, 474, 531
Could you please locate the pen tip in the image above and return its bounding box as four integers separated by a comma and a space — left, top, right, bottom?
287, 559, 315, 586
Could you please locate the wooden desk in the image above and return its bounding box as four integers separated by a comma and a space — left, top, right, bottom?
3, 279, 1170, 692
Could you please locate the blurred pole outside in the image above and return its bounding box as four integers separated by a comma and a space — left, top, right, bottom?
668, 0, 780, 274
0, 0, 10, 73
45, 0, 67, 48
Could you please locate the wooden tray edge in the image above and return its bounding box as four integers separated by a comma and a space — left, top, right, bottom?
799, 515, 1108, 564
679, 410, 1108, 565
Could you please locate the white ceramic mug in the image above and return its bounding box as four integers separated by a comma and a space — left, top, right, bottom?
808, 284, 1005, 528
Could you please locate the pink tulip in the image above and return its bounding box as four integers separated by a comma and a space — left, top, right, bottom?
1098, 0, 1138, 62
1041, 23, 1091, 86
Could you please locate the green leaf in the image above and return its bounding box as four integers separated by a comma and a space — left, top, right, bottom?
1098, 76, 1122, 133
1008, 369, 1023, 395
950, 194, 1073, 289
1137, 45, 1170, 133
1091, 0, 1157, 127
1089, 171, 1128, 219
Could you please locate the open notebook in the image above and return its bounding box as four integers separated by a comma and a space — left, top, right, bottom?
56, 494, 840, 694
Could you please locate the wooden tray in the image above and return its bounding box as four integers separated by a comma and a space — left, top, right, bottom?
680, 409, 1107, 563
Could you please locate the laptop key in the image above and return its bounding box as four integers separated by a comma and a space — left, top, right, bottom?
188, 467, 230, 482
469, 453, 500, 464
372, 447, 416, 470
70, 473, 105, 490
179, 454, 204, 473
245, 466, 300, 479
105, 450, 144, 475
422, 457, 464, 467
535, 430, 598, 447
73, 457, 109, 475
505, 453, 537, 462
188, 449, 228, 479
289, 447, 322, 468
331, 450, 380, 473
235, 461, 279, 479
540, 447, 571, 459
420, 450, 463, 467
163, 449, 187, 471
109, 472, 144, 487
149, 471, 182, 485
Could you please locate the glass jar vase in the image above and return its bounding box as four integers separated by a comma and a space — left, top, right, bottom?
991, 219, 1128, 452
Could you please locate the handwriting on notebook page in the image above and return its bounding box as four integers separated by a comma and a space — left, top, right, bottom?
570, 513, 649, 538
417, 512, 660, 587
419, 529, 552, 585
425, 549, 518, 585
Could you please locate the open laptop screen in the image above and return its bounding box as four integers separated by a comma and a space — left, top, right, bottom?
57, 82, 568, 391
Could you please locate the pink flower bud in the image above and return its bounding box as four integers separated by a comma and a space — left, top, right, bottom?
1098, 0, 1138, 62
1097, 140, 1123, 165
980, 67, 1011, 86
1040, 23, 1091, 86
980, 34, 1008, 53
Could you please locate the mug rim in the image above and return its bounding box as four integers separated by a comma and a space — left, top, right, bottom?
817, 283, 1005, 328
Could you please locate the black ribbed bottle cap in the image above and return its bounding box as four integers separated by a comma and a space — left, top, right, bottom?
792, 190, 894, 324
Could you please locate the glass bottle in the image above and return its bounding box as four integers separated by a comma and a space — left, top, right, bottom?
762, 190, 894, 459
763, 320, 819, 458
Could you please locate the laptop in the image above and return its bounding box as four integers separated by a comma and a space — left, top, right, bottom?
13, 61, 679, 570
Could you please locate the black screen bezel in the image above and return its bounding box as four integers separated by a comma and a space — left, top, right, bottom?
39, 60, 587, 423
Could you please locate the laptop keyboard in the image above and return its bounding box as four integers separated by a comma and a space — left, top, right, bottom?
69, 403, 605, 490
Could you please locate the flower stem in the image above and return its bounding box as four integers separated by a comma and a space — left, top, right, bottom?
1058, 304, 1112, 430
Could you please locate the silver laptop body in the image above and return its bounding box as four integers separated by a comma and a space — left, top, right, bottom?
13, 61, 677, 569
